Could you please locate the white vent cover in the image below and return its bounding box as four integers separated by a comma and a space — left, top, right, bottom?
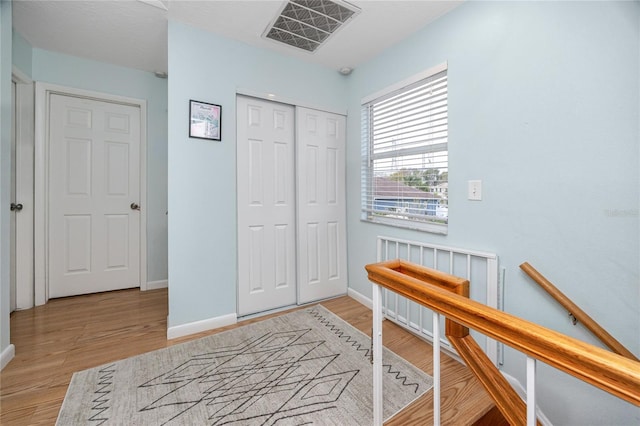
264, 0, 359, 52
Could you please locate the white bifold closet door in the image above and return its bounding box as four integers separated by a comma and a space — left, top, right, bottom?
237, 96, 297, 316
236, 96, 347, 316
295, 107, 347, 304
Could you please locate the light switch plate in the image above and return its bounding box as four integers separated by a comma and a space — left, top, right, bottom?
468, 180, 482, 201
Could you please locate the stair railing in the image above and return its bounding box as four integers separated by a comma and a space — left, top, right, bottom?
366, 259, 640, 426
520, 262, 638, 362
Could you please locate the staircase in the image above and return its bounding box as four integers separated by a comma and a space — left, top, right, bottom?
321, 296, 504, 425
365, 259, 640, 426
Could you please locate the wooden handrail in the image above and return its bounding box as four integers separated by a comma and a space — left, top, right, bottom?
520, 262, 639, 362
376, 259, 536, 424
366, 259, 640, 407
448, 334, 536, 426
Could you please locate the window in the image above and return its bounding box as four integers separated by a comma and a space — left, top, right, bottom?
361, 63, 448, 234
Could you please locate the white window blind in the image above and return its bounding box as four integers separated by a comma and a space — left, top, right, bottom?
361, 66, 448, 233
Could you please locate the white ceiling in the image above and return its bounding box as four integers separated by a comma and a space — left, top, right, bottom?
12, 0, 462, 75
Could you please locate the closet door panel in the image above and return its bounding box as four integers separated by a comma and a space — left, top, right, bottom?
297, 107, 347, 304
237, 96, 296, 316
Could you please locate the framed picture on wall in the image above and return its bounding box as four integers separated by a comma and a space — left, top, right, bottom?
189, 100, 222, 141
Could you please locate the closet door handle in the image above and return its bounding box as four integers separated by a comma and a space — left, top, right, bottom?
130, 203, 140, 211
10, 203, 23, 212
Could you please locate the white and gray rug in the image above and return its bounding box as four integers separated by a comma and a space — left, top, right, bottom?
57, 305, 432, 425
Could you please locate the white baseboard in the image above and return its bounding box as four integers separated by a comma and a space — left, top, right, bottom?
347, 287, 372, 309
145, 279, 168, 290
1, 344, 15, 371
502, 372, 553, 426
502, 371, 526, 399
167, 313, 237, 340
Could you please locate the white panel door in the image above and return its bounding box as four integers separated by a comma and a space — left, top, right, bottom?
237, 96, 296, 316
296, 107, 347, 303
48, 94, 141, 298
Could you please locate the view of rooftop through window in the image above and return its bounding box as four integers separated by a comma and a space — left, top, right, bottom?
362, 66, 448, 232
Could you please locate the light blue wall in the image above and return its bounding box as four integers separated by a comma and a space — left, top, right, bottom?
0, 0, 11, 361
2, 1, 635, 420
167, 21, 348, 327
31, 48, 168, 283
346, 1, 639, 424
11, 30, 31, 78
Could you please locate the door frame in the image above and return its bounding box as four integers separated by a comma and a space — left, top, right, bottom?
12, 67, 34, 310
34, 82, 148, 306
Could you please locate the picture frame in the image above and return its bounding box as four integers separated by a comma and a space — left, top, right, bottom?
189, 100, 222, 141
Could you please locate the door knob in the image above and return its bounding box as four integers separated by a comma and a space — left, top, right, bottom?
10, 203, 23, 212
130, 203, 140, 211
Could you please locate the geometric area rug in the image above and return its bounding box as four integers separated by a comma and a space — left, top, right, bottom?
56, 305, 433, 425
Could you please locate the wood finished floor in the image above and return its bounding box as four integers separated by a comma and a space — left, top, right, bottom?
1, 289, 497, 425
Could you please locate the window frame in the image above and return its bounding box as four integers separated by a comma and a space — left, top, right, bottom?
361, 62, 448, 235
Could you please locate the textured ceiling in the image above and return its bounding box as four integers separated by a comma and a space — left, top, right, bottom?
13, 0, 169, 73
12, 0, 462, 75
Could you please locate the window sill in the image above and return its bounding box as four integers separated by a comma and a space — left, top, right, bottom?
361, 216, 448, 235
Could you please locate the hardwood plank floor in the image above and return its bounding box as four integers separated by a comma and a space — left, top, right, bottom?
1, 289, 496, 425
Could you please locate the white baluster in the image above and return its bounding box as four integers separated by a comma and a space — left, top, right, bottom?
433, 312, 441, 426
372, 283, 384, 426
527, 356, 537, 426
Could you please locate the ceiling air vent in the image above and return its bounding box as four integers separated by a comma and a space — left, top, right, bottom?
264, 0, 359, 52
